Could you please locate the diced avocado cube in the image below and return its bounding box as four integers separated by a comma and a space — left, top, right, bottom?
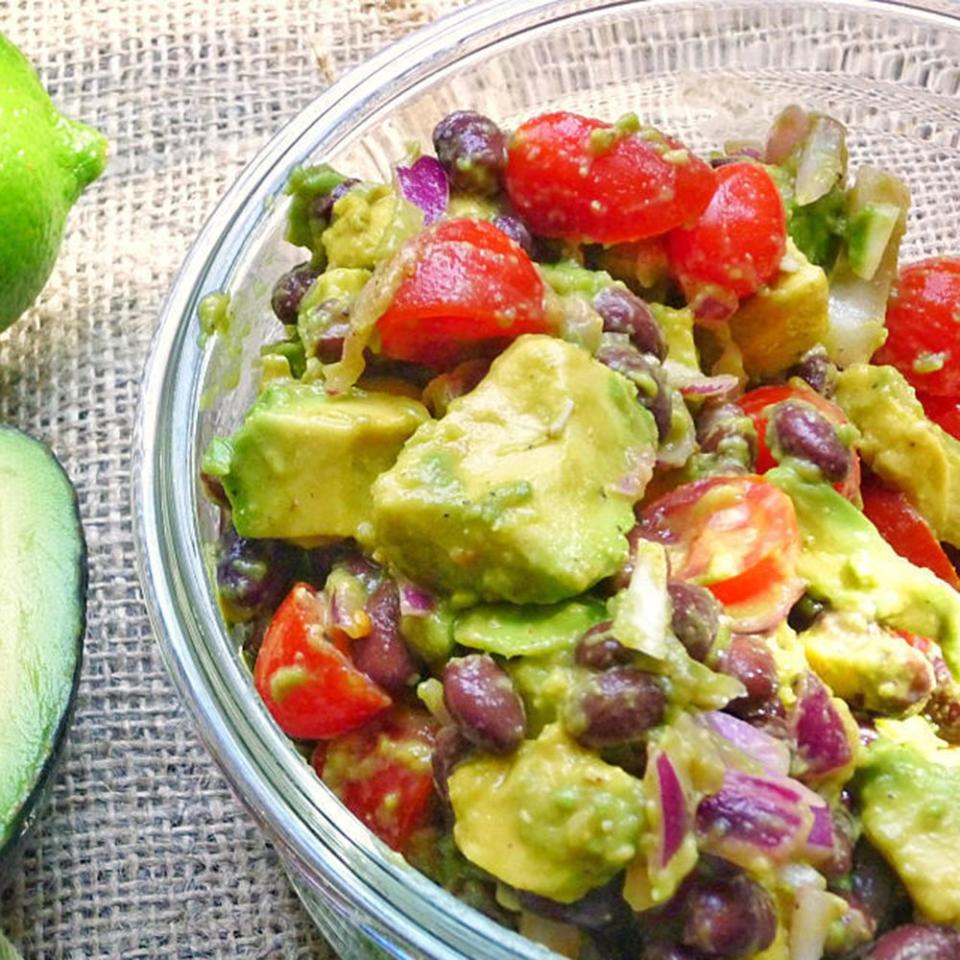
857, 734, 960, 924
371, 335, 657, 604
213, 382, 429, 541
729, 241, 829, 379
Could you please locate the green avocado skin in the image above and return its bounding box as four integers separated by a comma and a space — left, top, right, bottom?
0, 426, 86, 856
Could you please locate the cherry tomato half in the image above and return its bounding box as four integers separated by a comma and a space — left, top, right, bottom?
874, 257, 960, 397
667, 162, 786, 311
253, 582, 391, 740
639, 475, 800, 612
860, 473, 960, 589
313, 707, 438, 852
505, 111, 717, 244
739, 384, 860, 502
377, 218, 546, 368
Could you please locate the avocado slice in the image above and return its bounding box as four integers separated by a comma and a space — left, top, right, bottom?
0, 427, 86, 857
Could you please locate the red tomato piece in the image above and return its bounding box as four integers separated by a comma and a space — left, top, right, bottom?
860, 473, 960, 588
667, 162, 786, 309
639, 475, 800, 614
739, 384, 860, 502
313, 707, 439, 852
874, 257, 960, 397
504, 111, 717, 244
918, 392, 960, 442
376, 218, 546, 368
253, 582, 391, 740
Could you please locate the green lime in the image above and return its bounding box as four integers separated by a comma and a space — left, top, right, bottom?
0, 34, 107, 331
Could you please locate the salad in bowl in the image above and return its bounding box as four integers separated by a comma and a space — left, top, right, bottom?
199, 105, 960, 960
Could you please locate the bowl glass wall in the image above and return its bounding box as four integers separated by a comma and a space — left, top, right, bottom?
137, 1, 960, 957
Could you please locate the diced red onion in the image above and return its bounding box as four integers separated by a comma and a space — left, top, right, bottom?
398, 579, 436, 618
765, 104, 812, 165
793, 674, 854, 782
702, 712, 791, 776
396, 155, 449, 224
696, 769, 814, 868
794, 115, 847, 206
611, 449, 656, 497
671, 370, 741, 401
656, 751, 688, 866
804, 803, 834, 855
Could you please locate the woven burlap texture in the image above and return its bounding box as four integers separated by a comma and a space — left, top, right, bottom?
0, 1, 463, 956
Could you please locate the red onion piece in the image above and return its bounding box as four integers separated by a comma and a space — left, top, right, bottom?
793, 674, 854, 782
696, 769, 814, 868
611, 449, 656, 497
764, 104, 812, 165
805, 803, 834, 854
398, 579, 436, 618
655, 751, 688, 866
396, 155, 449, 224
702, 712, 791, 776
671, 370, 741, 401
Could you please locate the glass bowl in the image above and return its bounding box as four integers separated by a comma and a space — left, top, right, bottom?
135, 1, 960, 957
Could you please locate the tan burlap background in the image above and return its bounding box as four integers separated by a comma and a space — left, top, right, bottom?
0, 1, 463, 955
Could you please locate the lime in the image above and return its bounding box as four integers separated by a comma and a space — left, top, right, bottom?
0, 33, 107, 331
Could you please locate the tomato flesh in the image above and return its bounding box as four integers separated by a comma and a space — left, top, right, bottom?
874, 257, 960, 397
505, 111, 717, 244
253, 582, 391, 740
313, 707, 438, 852
860, 473, 960, 589
919, 392, 960, 442
739, 384, 860, 501
639, 475, 800, 616
377, 218, 546, 368
667, 162, 786, 309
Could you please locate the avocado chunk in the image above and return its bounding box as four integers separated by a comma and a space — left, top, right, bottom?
768, 466, 960, 676
835, 363, 960, 547
448, 724, 646, 903
371, 335, 657, 604
857, 730, 960, 924
453, 598, 607, 658
210, 382, 429, 541
0, 428, 86, 855
728, 240, 829, 379
321, 183, 423, 270
802, 612, 935, 716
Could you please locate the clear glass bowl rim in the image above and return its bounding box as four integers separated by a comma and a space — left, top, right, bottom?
134, 0, 960, 957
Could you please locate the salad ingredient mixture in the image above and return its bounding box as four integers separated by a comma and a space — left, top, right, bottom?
202, 105, 960, 959
0, 427, 86, 858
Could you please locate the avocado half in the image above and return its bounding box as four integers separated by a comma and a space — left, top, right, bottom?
0, 427, 86, 863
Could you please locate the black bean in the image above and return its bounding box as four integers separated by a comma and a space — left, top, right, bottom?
492, 214, 534, 256
270, 262, 319, 324
432, 725, 470, 805
790, 346, 838, 397
433, 111, 507, 196
596, 340, 671, 441
310, 177, 359, 223
719, 635, 779, 719
565, 667, 665, 748
681, 874, 776, 958
695, 401, 757, 469
516, 875, 632, 932
200, 471, 229, 507
788, 593, 826, 632
668, 581, 720, 662
865, 924, 960, 960
850, 841, 912, 935
824, 803, 857, 878
443, 654, 526, 753
593, 287, 667, 361
216, 529, 295, 620
770, 400, 851, 483
575, 621, 634, 670
351, 579, 421, 694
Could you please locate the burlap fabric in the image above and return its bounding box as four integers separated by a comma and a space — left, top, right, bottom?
0, 1, 462, 955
